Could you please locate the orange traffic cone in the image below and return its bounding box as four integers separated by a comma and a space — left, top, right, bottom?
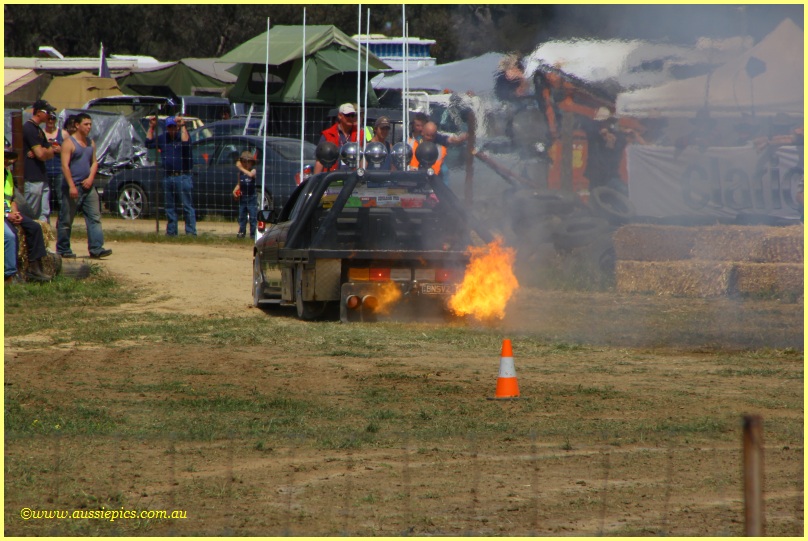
488, 339, 521, 400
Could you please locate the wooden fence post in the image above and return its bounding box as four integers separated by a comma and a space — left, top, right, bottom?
743, 414, 765, 536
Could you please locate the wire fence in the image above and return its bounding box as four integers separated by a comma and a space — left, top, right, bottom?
5, 430, 803, 537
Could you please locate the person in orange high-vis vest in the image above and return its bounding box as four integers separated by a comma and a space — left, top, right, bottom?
410, 122, 448, 182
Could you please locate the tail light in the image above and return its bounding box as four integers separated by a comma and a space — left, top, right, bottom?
295, 164, 313, 186
369, 268, 391, 281
435, 268, 455, 282
348, 267, 408, 282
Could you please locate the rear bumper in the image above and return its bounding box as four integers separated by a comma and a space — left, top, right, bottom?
339, 280, 457, 323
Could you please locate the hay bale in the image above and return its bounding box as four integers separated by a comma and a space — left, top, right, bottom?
759, 226, 803, 263
613, 224, 696, 261
37, 220, 56, 248
733, 262, 803, 296
616, 260, 734, 297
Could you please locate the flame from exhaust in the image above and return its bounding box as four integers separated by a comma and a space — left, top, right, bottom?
449, 237, 519, 320
374, 281, 403, 315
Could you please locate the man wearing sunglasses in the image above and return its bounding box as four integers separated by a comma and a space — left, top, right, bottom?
22, 99, 61, 223
314, 103, 359, 174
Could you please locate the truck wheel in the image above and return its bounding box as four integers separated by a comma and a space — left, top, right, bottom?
552, 215, 609, 251
252, 256, 265, 308
589, 186, 635, 225
295, 264, 328, 320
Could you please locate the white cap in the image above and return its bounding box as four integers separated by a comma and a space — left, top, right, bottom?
339, 103, 357, 115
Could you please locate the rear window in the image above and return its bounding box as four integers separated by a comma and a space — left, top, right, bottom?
311, 176, 469, 251
319, 177, 438, 210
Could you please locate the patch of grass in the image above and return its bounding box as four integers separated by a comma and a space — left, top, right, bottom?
5, 389, 121, 436
4, 272, 127, 337
712, 367, 802, 379
93, 229, 248, 246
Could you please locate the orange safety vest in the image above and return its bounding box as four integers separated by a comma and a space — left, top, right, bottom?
409, 139, 447, 174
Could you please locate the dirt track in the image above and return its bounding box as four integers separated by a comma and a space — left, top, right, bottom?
4, 237, 803, 536
84, 237, 802, 349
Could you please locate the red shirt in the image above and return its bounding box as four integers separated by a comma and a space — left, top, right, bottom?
318, 123, 357, 172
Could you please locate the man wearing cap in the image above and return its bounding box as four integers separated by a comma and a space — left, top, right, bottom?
23, 99, 61, 222
365, 116, 394, 170
145, 115, 196, 236
313, 103, 358, 174
5, 147, 51, 282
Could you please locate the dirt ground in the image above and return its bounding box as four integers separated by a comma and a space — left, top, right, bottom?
4, 235, 804, 536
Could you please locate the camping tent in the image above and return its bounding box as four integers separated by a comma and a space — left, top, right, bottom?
42, 72, 122, 111
375, 52, 502, 95
4, 69, 53, 109
117, 59, 237, 99
219, 25, 390, 105
616, 18, 804, 118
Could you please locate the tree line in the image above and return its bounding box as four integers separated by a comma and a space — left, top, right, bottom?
4, 5, 800, 63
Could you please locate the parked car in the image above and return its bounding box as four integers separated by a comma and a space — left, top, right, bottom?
178, 96, 231, 124
189, 117, 264, 142
102, 135, 316, 220
82, 95, 178, 118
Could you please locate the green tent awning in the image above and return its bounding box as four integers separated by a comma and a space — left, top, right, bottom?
118, 59, 237, 99
220, 25, 390, 105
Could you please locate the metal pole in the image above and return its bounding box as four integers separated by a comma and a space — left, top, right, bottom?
299, 8, 306, 187
356, 4, 361, 118
743, 415, 765, 536
261, 16, 270, 222
10, 112, 23, 189
363, 9, 370, 151
401, 5, 406, 145
405, 22, 409, 143
154, 105, 161, 234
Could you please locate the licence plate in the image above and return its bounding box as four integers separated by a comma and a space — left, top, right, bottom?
420, 283, 456, 295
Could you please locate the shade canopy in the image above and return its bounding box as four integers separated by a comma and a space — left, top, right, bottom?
375, 52, 502, 96
616, 18, 804, 118
41, 71, 122, 111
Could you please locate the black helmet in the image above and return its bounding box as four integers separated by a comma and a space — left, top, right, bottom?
316, 141, 340, 169
415, 140, 439, 169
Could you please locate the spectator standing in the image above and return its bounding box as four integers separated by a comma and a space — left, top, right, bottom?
408, 112, 430, 145
584, 107, 628, 195
145, 115, 196, 236
365, 116, 394, 170
57, 113, 112, 259
5, 147, 51, 282
313, 103, 358, 173
233, 151, 258, 239
409, 111, 467, 148
23, 99, 60, 222
410, 121, 449, 183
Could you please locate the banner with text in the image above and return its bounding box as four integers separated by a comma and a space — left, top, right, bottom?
627, 145, 803, 221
